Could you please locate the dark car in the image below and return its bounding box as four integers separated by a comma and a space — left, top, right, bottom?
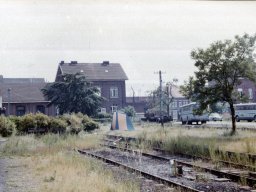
156, 115, 173, 123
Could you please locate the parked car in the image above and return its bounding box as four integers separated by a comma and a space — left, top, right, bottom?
209, 113, 222, 121
156, 115, 173, 123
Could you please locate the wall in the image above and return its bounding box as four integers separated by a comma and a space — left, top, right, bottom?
2, 102, 56, 116
92, 80, 126, 113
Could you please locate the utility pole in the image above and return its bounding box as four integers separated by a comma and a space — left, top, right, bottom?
159, 70, 164, 127
131, 86, 135, 107
7, 88, 11, 116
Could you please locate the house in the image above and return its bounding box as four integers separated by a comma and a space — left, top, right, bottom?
167, 84, 190, 120
55, 61, 128, 113
125, 96, 147, 113
0, 75, 56, 116
236, 78, 256, 103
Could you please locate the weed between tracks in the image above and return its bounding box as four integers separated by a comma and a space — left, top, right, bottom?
0, 134, 139, 192
107, 122, 256, 168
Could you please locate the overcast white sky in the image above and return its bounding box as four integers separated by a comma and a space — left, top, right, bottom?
0, 0, 256, 96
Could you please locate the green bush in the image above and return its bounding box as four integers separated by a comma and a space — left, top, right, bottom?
19, 114, 36, 133
34, 113, 50, 131
17, 113, 50, 133
0, 115, 16, 137
49, 118, 67, 134
83, 120, 99, 132
8, 116, 22, 132
95, 112, 112, 119
121, 106, 136, 117
62, 113, 83, 134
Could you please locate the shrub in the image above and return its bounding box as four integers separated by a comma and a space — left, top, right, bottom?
17, 113, 50, 133
121, 106, 136, 117
94, 112, 112, 119
0, 115, 16, 137
34, 113, 50, 131
8, 116, 22, 132
19, 114, 36, 133
62, 113, 83, 134
83, 120, 99, 132
49, 118, 67, 134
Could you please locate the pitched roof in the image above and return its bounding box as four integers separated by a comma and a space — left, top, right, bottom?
0, 78, 45, 84
58, 61, 128, 81
0, 78, 48, 103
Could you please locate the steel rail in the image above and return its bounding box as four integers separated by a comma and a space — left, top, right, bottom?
77, 149, 202, 192
104, 138, 256, 171
104, 134, 256, 166
102, 143, 256, 188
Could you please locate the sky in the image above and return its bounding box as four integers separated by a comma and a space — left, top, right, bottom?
0, 0, 256, 96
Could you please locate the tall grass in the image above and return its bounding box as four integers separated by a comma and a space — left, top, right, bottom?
34, 152, 139, 192
1, 133, 101, 156
134, 126, 256, 168
0, 133, 140, 192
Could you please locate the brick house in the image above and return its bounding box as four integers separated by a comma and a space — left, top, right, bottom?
55, 61, 128, 113
236, 78, 256, 103
0, 75, 56, 116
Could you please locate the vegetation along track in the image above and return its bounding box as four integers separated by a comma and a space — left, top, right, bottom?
105, 134, 256, 169
77, 149, 202, 192
102, 142, 256, 188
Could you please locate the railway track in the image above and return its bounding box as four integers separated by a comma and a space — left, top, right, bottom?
77, 149, 202, 192
105, 134, 256, 168
102, 143, 256, 188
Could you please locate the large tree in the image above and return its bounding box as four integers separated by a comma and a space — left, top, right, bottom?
42, 73, 103, 116
181, 34, 256, 135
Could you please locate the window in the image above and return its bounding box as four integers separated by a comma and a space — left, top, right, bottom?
179, 101, 182, 107
172, 101, 177, 108
248, 88, 253, 99
36, 105, 45, 114
16, 106, 25, 116
111, 105, 118, 113
238, 88, 243, 97
100, 108, 106, 113
110, 87, 118, 98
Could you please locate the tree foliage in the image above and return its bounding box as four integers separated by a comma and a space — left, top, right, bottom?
181, 34, 256, 134
121, 105, 136, 117
146, 82, 175, 116
42, 73, 103, 116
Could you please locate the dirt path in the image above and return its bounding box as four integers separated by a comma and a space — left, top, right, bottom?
0, 139, 39, 192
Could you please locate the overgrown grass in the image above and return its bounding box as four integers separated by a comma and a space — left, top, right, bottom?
0, 133, 140, 192
1, 133, 101, 156
125, 123, 256, 168
35, 152, 139, 192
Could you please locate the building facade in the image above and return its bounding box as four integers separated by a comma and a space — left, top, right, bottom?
0, 75, 56, 116
236, 78, 256, 103
126, 96, 147, 113
55, 61, 128, 113
167, 84, 190, 120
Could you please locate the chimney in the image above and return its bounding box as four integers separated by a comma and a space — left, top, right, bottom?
102, 61, 110, 66
70, 61, 78, 65
60, 61, 65, 65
